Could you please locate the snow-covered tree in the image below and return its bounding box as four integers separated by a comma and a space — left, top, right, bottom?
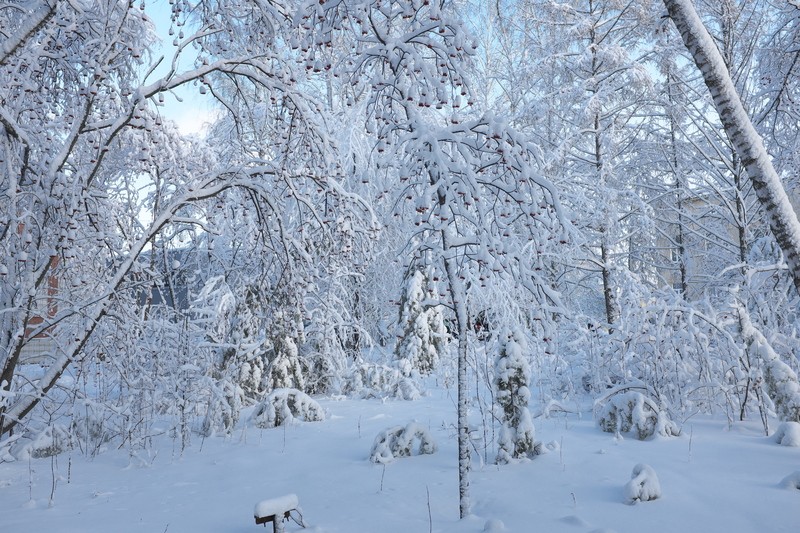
662, 0, 800, 296
395, 269, 447, 377
494, 328, 537, 463
0, 0, 376, 439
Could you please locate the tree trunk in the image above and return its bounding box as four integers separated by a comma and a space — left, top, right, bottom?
662, 0, 800, 296
442, 230, 471, 519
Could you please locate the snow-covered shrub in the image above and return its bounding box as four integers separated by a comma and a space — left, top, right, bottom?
251, 388, 325, 429
596, 389, 679, 440
761, 350, 800, 423
10, 424, 71, 460
779, 471, 800, 490
494, 328, 538, 463
342, 362, 421, 400
623, 463, 661, 504
582, 278, 743, 419
395, 270, 447, 376
71, 402, 112, 454
772, 422, 800, 447
201, 379, 244, 437
742, 309, 800, 423
369, 422, 437, 463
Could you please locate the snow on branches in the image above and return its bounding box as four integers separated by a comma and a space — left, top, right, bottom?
395, 269, 447, 377
494, 328, 538, 463
251, 388, 325, 429
369, 422, 437, 464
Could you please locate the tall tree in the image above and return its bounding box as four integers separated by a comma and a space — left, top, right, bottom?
0, 0, 373, 437
662, 0, 800, 296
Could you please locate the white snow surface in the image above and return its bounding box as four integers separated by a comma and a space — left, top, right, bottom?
254, 493, 299, 518
1, 384, 798, 532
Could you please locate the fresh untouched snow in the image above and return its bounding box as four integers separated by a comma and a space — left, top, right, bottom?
1, 385, 799, 533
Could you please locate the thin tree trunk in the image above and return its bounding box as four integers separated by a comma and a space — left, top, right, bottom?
442, 230, 471, 519
663, 0, 800, 296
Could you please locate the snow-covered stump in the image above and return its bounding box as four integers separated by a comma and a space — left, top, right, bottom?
369, 422, 437, 464
623, 463, 661, 504
254, 494, 301, 532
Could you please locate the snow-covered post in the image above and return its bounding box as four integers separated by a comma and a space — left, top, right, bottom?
662, 0, 800, 296
254, 494, 300, 532
494, 328, 537, 463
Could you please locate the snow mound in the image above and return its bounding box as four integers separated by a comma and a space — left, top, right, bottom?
369, 422, 437, 463
251, 388, 325, 429
772, 421, 800, 447
483, 518, 506, 531
779, 471, 800, 490
623, 463, 661, 504
596, 390, 679, 440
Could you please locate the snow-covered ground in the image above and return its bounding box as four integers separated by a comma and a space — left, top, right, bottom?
1, 386, 798, 533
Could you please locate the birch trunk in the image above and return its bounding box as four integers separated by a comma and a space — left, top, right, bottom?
662, 0, 800, 295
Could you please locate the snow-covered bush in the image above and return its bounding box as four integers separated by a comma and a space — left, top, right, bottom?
395, 270, 447, 376
251, 388, 325, 429
10, 424, 71, 460
779, 471, 800, 490
201, 379, 244, 437
494, 328, 538, 463
623, 463, 661, 504
772, 422, 800, 447
596, 389, 679, 440
369, 422, 437, 463
71, 403, 112, 454
580, 279, 743, 419
761, 350, 800, 424
741, 309, 800, 423
342, 362, 421, 400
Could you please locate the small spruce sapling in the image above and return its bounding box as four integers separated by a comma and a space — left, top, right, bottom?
494, 328, 538, 463
395, 270, 447, 377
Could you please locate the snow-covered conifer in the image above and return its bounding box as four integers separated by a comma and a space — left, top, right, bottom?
268, 335, 306, 392
201, 379, 244, 437
395, 270, 447, 377
494, 328, 538, 463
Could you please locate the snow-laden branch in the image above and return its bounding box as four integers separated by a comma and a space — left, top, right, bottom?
0, 0, 56, 66
662, 0, 800, 296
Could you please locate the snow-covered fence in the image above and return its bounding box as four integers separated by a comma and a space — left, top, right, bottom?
251, 389, 325, 429
253, 493, 304, 532
369, 422, 437, 464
